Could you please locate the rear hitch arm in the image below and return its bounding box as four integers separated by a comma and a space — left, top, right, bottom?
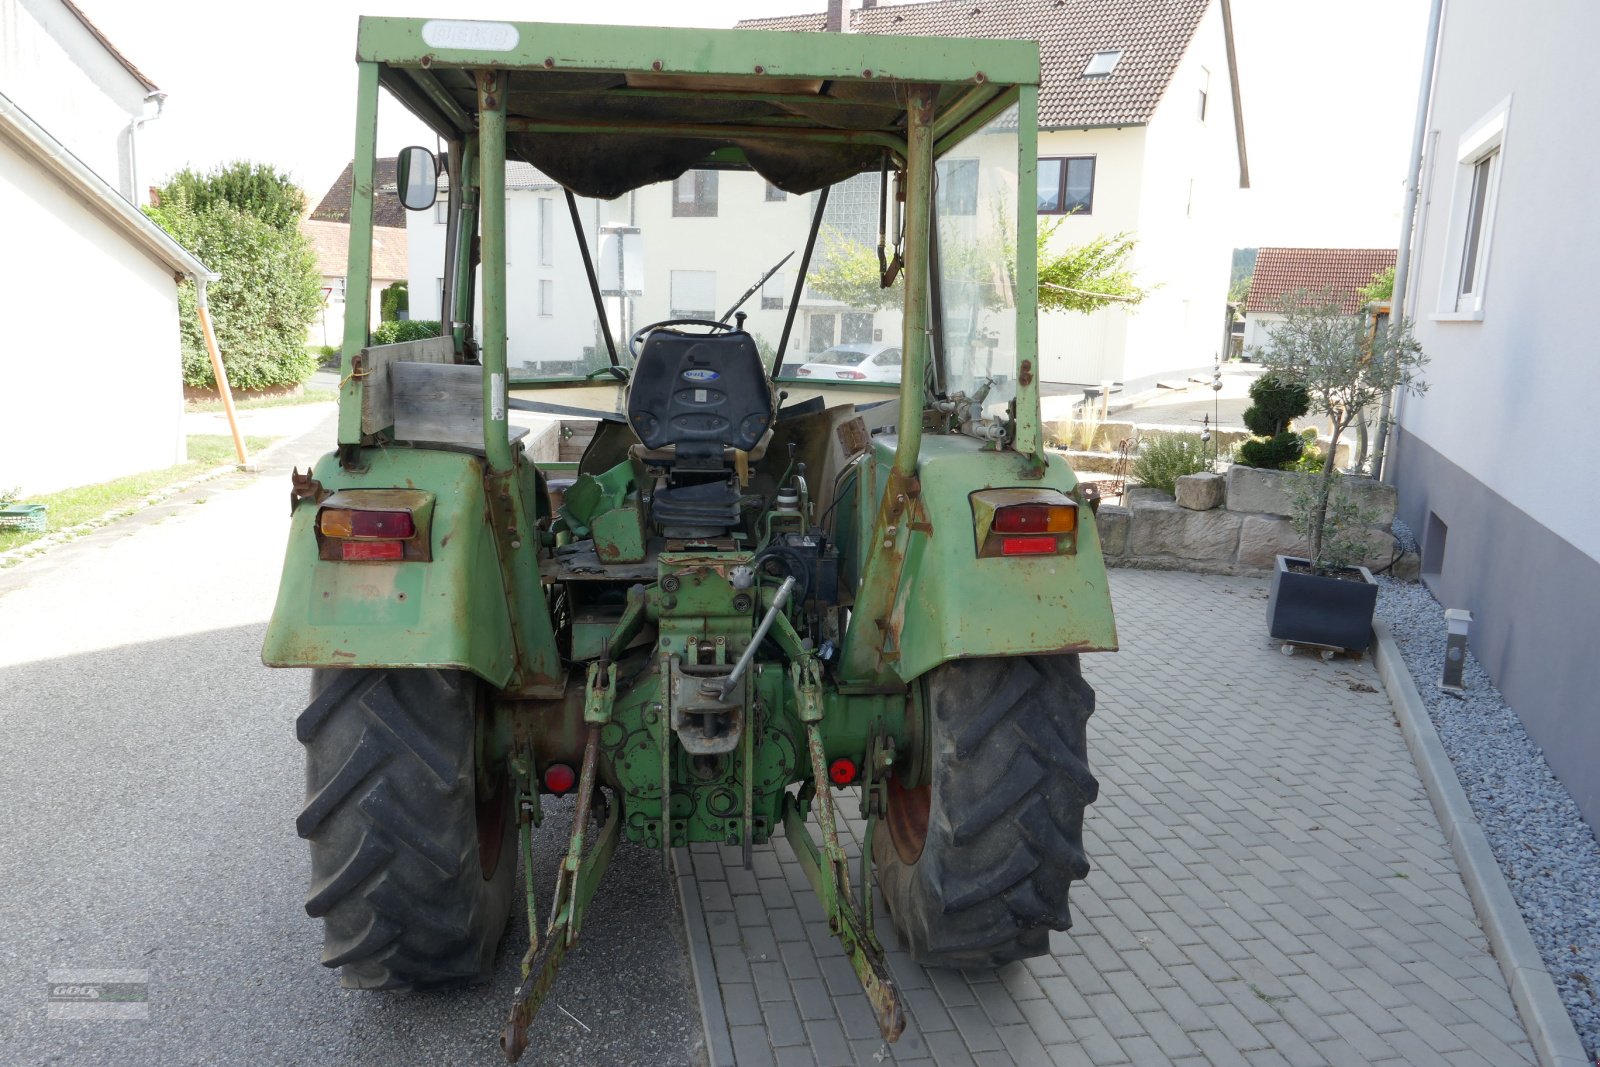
783, 657, 906, 1043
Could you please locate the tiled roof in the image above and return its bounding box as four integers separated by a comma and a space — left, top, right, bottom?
1245, 247, 1397, 315
299, 219, 409, 283
311, 158, 407, 228
738, 0, 1212, 129
436, 161, 559, 193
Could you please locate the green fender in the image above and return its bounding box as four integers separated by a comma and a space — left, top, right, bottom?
261, 449, 520, 687
857, 435, 1118, 683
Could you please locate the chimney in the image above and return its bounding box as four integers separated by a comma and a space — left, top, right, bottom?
861, 0, 876, 6
825, 0, 844, 32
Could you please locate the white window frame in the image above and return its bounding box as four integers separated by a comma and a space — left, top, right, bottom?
538, 279, 554, 317
670, 270, 717, 319
538, 198, 554, 266
434, 199, 450, 225
1433, 98, 1511, 321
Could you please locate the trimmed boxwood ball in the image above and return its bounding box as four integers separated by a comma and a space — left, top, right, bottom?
1239, 374, 1310, 469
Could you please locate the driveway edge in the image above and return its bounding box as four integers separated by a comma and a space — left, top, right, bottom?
673, 847, 735, 1067
1373, 619, 1591, 1067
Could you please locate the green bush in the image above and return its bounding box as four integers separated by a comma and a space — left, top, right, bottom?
1241, 374, 1309, 438
1238, 431, 1303, 469
146, 163, 322, 391
372, 320, 443, 345
1131, 434, 1211, 495
380, 281, 409, 323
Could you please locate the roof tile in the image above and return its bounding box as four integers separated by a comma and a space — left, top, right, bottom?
1245, 247, 1396, 315
312, 158, 407, 228
738, 0, 1212, 129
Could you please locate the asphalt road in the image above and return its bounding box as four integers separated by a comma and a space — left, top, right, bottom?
0, 416, 704, 1067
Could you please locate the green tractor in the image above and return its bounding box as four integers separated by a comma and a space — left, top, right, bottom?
264, 16, 1117, 1060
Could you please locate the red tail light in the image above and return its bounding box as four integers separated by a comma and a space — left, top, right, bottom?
340, 541, 404, 561
320, 509, 415, 539
797, 367, 812, 376
836, 370, 867, 380
829, 758, 858, 786
993, 503, 1076, 534
1000, 535, 1059, 556
544, 763, 576, 796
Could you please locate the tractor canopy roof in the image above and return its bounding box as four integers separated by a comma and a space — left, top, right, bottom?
359, 17, 1041, 199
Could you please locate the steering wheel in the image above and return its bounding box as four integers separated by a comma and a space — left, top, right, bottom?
628, 318, 735, 361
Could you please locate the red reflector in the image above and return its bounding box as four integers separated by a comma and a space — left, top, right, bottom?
993, 504, 1075, 534
829, 758, 858, 786
1000, 535, 1058, 556
340, 540, 404, 561
349, 510, 414, 538
544, 763, 576, 796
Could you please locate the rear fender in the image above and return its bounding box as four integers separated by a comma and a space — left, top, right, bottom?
261, 449, 518, 687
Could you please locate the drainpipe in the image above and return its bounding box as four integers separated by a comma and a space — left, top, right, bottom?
194, 276, 249, 466
124, 91, 166, 204
1372, 0, 1445, 481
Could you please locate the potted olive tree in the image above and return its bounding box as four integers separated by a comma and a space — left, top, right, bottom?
1253, 291, 1427, 652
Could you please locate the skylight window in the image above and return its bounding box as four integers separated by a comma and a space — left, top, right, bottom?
1083, 50, 1122, 77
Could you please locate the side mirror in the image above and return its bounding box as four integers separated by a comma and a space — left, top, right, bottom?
395, 146, 438, 211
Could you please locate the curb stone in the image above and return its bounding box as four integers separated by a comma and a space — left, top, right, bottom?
1373, 619, 1592, 1067
675, 847, 735, 1067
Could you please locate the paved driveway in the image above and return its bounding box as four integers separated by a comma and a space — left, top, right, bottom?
684, 569, 1536, 1067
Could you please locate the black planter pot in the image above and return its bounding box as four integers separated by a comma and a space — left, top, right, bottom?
1265, 555, 1379, 652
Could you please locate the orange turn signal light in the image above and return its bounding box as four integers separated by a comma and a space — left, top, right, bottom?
993, 503, 1076, 535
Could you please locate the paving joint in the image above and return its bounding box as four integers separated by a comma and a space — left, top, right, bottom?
1372, 618, 1591, 1067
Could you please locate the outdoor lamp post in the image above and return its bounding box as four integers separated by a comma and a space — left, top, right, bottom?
1440, 608, 1473, 693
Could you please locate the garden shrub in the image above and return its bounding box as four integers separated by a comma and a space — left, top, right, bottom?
373, 320, 443, 345
1238, 373, 1311, 469
1131, 434, 1211, 495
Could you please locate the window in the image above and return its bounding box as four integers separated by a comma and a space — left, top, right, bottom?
765, 182, 787, 202
434, 198, 450, 225
672, 170, 718, 217
1083, 50, 1122, 77
1436, 99, 1509, 319
841, 312, 874, 344
538, 198, 553, 266
1037, 156, 1095, 214
761, 273, 787, 311
539, 279, 554, 317
936, 158, 978, 216
670, 270, 716, 318
436, 277, 445, 315
807, 313, 836, 353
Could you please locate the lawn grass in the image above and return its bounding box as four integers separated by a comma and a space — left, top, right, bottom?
0, 434, 275, 554
185, 388, 336, 412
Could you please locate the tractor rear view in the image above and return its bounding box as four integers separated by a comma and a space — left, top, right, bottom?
263, 16, 1117, 1060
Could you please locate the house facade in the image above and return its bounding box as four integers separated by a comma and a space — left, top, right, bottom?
0, 0, 204, 495
1242, 247, 1396, 350
1390, 0, 1600, 831
739, 0, 1249, 394
306, 158, 409, 347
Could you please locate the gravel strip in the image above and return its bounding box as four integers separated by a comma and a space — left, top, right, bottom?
1377, 560, 1600, 1056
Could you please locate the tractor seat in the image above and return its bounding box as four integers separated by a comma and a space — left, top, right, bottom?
626, 327, 774, 471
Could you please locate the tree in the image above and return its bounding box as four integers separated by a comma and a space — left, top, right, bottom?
1036, 220, 1148, 313
1250, 290, 1428, 573
1357, 266, 1395, 304
146, 162, 322, 391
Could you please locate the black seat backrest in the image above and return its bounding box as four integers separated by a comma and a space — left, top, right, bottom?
627, 329, 773, 464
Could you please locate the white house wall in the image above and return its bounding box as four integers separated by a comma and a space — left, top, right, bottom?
0, 133, 184, 494
1393, 0, 1600, 831
1126, 0, 1240, 393
0, 0, 151, 200
1035, 125, 1145, 387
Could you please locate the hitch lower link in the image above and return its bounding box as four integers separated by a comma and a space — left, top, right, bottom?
782, 656, 906, 1043
500, 663, 620, 1063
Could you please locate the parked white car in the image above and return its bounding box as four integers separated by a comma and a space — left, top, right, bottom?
793, 342, 902, 382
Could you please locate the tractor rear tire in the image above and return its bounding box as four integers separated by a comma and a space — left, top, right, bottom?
874, 655, 1098, 969
295, 668, 516, 989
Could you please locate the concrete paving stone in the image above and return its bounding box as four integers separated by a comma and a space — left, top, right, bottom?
1180, 941, 1241, 984
774, 1045, 817, 1067
750, 960, 791, 1003
727, 866, 760, 895
1440, 1049, 1505, 1067
949, 1004, 1007, 1052
742, 926, 781, 962
759, 876, 796, 909
1060, 1017, 1129, 1067
1219, 977, 1284, 1026
723, 980, 765, 1027
1120, 945, 1176, 992
1277, 1002, 1341, 1046
1037, 976, 1097, 1021
790, 977, 835, 1022
1322, 1008, 1401, 1061
1082, 993, 1143, 1041
928, 966, 980, 1008
803, 1018, 854, 1067
1134, 1008, 1201, 1060
974, 980, 1030, 1027
1388, 1004, 1470, 1053
904, 985, 959, 1033
773, 941, 818, 983
714, 942, 755, 985
762, 1000, 809, 1047
1242, 1048, 1297, 1067
766, 907, 806, 944
972, 1052, 1017, 1067
730, 1024, 778, 1067
1102, 970, 1161, 1015
819, 953, 862, 999
709, 909, 744, 946
1017, 997, 1075, 1046
995, 1021, 1052, 1065
925, 1027, 982, 1067
694, 850, 728, 882
702, 879, 735, 912
1202, 1000, 1270, 1051
834, 989, 884, 1041
997, 961, 1047, 1003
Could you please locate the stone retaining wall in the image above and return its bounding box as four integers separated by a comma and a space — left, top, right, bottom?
1095, 466, 1413, 576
